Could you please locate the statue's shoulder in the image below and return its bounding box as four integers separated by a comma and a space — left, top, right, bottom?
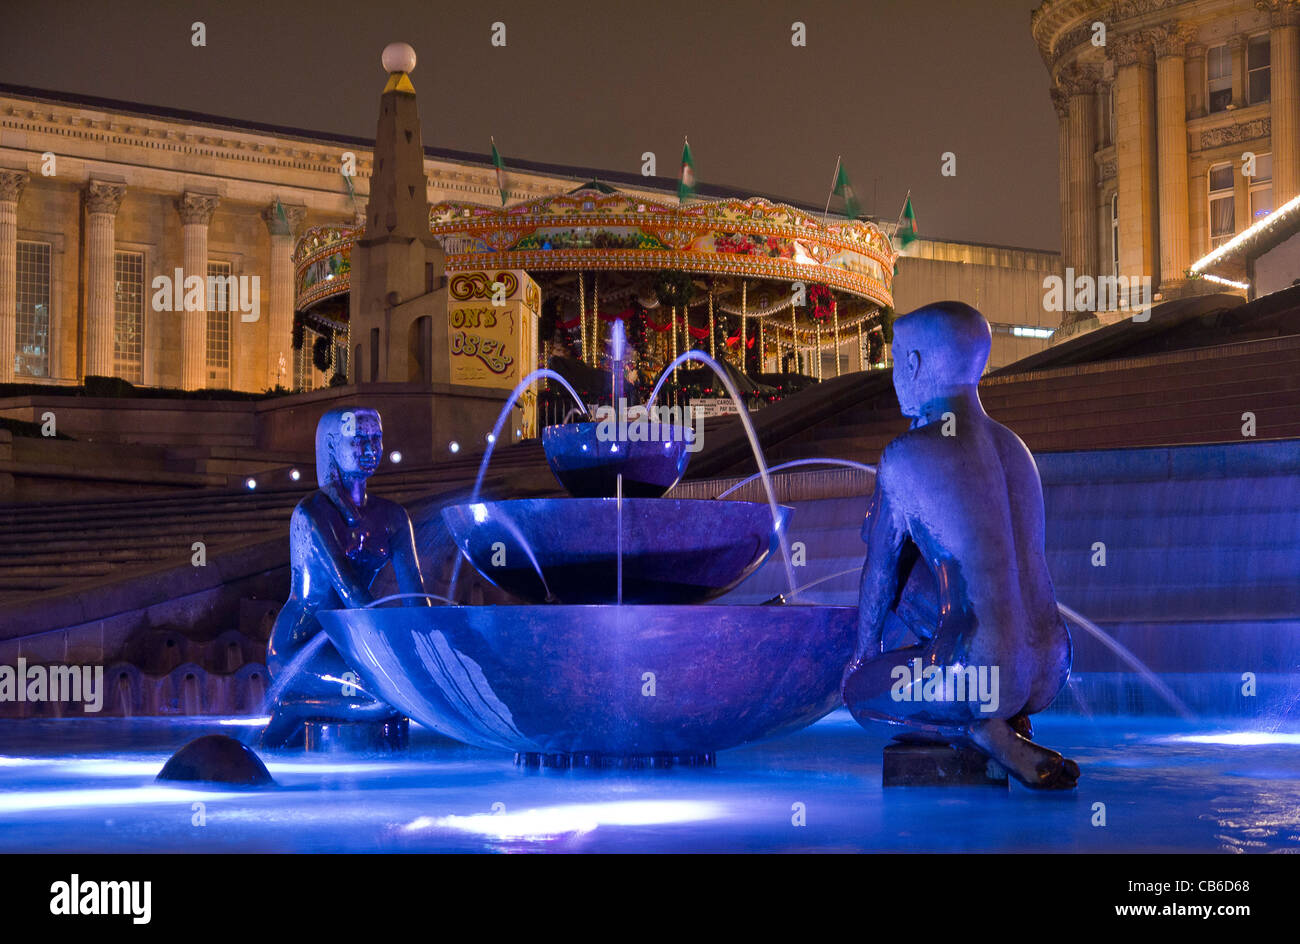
368, 495, 414, 526
293, 491, 332, 521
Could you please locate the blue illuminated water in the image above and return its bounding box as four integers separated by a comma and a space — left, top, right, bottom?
2, 712, 1297, 853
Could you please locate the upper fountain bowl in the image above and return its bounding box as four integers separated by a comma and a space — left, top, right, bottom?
542, 421, 694, 498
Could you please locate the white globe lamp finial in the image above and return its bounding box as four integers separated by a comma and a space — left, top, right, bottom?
382, 42, 417, 74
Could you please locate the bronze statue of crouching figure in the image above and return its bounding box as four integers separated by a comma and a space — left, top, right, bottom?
842, 302, 1078, 789
262, 407, 427, 749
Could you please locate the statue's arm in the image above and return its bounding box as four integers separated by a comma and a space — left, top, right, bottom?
389, 504, 429, 606
855, 471, 907, 662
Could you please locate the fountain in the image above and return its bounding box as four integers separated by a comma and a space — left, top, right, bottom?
316, 322, 856, 766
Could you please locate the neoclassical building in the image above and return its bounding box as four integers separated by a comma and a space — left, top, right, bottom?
0, 70, 1061, 394
1033, 0, 1299, 324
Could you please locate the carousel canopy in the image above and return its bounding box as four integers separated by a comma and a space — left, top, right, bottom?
294, 183, 898, 317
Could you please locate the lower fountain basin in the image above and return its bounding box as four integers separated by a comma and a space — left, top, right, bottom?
318, 604, 856, 757
442, 498, 791, 604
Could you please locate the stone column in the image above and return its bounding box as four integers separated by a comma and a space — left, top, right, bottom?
1154, 23, 1197, 289
1259, 0, 1300, 204
0, 170, 28, 383
176, 192, 220, 390
85, 180, 127, 378
1229, 35, 1248, 109
1051, 86, 1072, 279
1060, 64, 1101, 287
261, 202, 306, 389
1186, 43, 1207, 117
1111, 32, 1160, 297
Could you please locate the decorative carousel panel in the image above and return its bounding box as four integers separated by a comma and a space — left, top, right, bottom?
428, 185, 897, 308
293, 224, 358, 312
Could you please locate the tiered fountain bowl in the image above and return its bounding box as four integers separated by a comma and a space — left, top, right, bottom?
319, 416, 855, 765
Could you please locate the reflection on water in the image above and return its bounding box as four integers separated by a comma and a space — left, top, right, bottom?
1, 712, 1298, 853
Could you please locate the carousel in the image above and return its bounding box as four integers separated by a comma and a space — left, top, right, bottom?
291, 182, 899, 417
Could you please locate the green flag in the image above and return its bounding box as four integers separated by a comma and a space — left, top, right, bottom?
678, 138, 696, 204
896, 196, 918, 248
491, 137, 507, 206
833, 162, 860, 219
274, 196, 288, 227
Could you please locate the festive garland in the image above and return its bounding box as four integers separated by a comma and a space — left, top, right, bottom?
653, 270, 696, 309
808, 284, 834, 322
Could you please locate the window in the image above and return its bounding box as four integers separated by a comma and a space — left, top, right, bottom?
1248, 34, 1270, 104
1208, 44, 1232, 113
113, 250, 144, 383
1209, 163, 1236, 248
1249, 152, 1273, 222
15, 240, 51, 378
1110, 193, 1120, 279
206, 260, 231, 388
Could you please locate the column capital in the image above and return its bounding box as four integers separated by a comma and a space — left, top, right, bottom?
1057, 62, 1104, 97
1256, 0, 1300, 28
1110, 30, 1155, 68
262, 202, 307, 237
1152, 22, 1198, 59
1187, 42, 1206, 59
176, 191, 220, 226
0, 169, 28, 204
85, 179, 126, 215
1050, 86, 1070, 120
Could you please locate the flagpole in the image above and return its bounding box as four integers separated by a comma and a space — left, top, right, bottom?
895, 189, 912, 230
822, 156, 842, 227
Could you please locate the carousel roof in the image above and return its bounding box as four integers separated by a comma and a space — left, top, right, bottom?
294, 183, 898, 316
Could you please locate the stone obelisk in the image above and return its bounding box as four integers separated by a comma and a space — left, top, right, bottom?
349, 43, 447, 385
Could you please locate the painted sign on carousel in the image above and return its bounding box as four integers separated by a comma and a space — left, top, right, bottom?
447, 269, 541, 434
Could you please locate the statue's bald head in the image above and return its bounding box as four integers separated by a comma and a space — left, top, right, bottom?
891, 302, 991, 418
893, 302, 991, 385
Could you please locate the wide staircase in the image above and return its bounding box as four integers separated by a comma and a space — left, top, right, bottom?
0, 440, 558, 717
735, 333, 1300, 470
710, 440, 1300, 719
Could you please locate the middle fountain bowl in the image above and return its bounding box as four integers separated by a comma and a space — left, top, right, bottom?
442, 497, 791, 604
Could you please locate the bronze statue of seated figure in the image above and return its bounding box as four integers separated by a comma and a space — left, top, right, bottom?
842, 302, 1079, 789
262, 407, 427, 749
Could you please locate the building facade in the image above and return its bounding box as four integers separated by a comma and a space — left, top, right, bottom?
1, 81, 1060, 394
1033, 0, 1299, 325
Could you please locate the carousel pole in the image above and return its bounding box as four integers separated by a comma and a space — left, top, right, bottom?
758, 315, 764, 374
815, 323, 822, 381
593, 275, 601, 370
671, 304, 678, 407
708, 287, 716, 360
832, 299, 840, 377
790, 305, 798, 375
857, 320, 865, 371
578, 272, 587, 364
740, 281, 748, 375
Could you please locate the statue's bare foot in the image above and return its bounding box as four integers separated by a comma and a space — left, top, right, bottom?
968, 719, 1079, 790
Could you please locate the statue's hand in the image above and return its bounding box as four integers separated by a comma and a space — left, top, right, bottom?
842, 655, 867, 689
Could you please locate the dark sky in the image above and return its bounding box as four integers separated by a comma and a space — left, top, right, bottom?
1, 0, 1059, 250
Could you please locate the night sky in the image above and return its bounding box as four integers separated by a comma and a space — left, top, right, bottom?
1, 0, 1059, 250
